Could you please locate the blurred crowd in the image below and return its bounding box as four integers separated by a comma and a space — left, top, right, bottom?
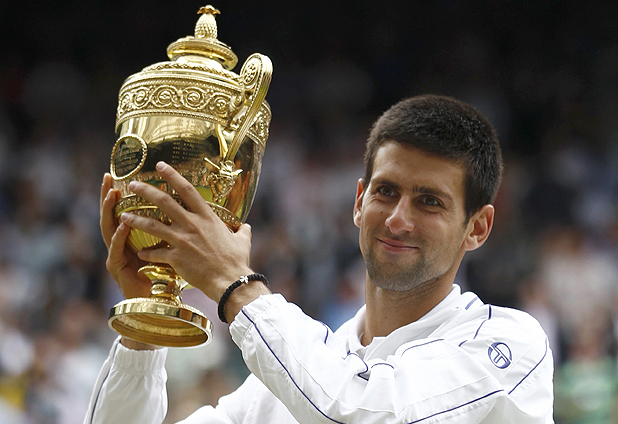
1, 1, 618, 423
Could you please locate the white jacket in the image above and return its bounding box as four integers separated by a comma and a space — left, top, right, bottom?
85, 286, 554, 423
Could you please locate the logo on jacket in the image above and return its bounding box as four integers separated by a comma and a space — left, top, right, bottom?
488, 342, 512, 369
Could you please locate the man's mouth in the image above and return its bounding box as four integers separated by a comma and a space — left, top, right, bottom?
377, 238, 417, 251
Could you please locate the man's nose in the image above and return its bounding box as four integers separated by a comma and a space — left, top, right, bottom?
384, 198, 415, 234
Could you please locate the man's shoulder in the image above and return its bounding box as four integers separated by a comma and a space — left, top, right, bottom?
440, 303, 552, 388
444, 302, 547, 345
481, 304, 548, 348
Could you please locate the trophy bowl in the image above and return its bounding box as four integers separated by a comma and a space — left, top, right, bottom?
107, 6, 272, 347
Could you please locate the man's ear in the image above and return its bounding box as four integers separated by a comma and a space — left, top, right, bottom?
462, 204, 495, 252
353, 179, 365, 228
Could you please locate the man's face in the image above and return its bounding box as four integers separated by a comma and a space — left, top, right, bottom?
354, 141, 470, 292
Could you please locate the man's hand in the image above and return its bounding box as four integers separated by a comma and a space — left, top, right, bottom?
118, 162, 257, 304
100, 173, 152, 299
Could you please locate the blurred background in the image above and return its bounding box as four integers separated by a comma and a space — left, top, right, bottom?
1, 0, 617, 422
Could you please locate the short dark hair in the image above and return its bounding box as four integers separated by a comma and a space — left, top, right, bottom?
364, 94, 503, 220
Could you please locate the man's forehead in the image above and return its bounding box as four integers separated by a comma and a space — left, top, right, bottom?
372, 141, 465, 173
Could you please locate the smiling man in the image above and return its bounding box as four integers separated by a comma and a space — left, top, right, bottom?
86, 95, 554, 423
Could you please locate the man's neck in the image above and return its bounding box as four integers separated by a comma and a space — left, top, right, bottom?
361, 279, 453, 346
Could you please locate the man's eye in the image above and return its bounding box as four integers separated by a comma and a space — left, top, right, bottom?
377, 186, 396, 197
422, 196, 440, 207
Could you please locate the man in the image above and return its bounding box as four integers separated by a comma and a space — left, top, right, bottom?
85, 95, 554, 423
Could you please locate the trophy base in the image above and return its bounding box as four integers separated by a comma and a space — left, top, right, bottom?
108, 297, 213, 348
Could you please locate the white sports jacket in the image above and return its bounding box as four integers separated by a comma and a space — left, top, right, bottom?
85, 286, 554, 423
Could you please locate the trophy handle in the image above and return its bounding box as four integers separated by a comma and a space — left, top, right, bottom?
225, 53, 273, 162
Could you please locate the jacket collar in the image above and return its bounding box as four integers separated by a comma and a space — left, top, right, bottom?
342, 285, 482, 360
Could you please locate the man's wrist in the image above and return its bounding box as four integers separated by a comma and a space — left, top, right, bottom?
221, 275, 271, 323
213, 266, 254, 302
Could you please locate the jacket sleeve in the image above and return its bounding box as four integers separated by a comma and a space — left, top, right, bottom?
229, 294, 553, 424
84, 339, 256, 424
83, 338, 168, 424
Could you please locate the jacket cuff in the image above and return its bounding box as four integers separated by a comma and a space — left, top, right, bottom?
112, 338, 168, 374
229, 293, 286, 348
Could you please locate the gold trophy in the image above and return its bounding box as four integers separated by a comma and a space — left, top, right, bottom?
107, 6, 272, 347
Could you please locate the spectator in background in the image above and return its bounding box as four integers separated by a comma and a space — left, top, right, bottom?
554, 318, 618, 423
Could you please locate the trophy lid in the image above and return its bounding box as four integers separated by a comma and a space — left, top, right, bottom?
166, 6, 238, 70
115, 5, 272, 148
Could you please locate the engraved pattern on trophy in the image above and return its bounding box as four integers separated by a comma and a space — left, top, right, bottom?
117, 79, 243, 125
107, 5, 272, 348
116, 76, 271, 148
249, 107, 271, 147
142, 61, 240, 80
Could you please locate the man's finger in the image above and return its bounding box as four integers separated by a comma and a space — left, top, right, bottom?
120, 212, 176, 244
100, 187, 119, 249
100, 173, 113, 211
136, 247, 170, 265
155, 162, 212, 217
127, 179, 192, 227
236, 223, 252, 242
107, 221, 131, 267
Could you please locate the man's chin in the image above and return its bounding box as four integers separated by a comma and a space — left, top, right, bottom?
366, 266, 422, 292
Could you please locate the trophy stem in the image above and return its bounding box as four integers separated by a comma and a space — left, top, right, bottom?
139, 264, 184, 305
107, 264, 213, 348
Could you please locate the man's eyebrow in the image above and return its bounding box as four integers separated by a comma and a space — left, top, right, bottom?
370, 177, 401, 191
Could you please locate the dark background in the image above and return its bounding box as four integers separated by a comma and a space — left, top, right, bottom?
1, 1, 618, 422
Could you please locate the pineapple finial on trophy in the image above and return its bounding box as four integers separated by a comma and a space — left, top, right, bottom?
195, 5, 220, 39
166, 5, 237, 70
